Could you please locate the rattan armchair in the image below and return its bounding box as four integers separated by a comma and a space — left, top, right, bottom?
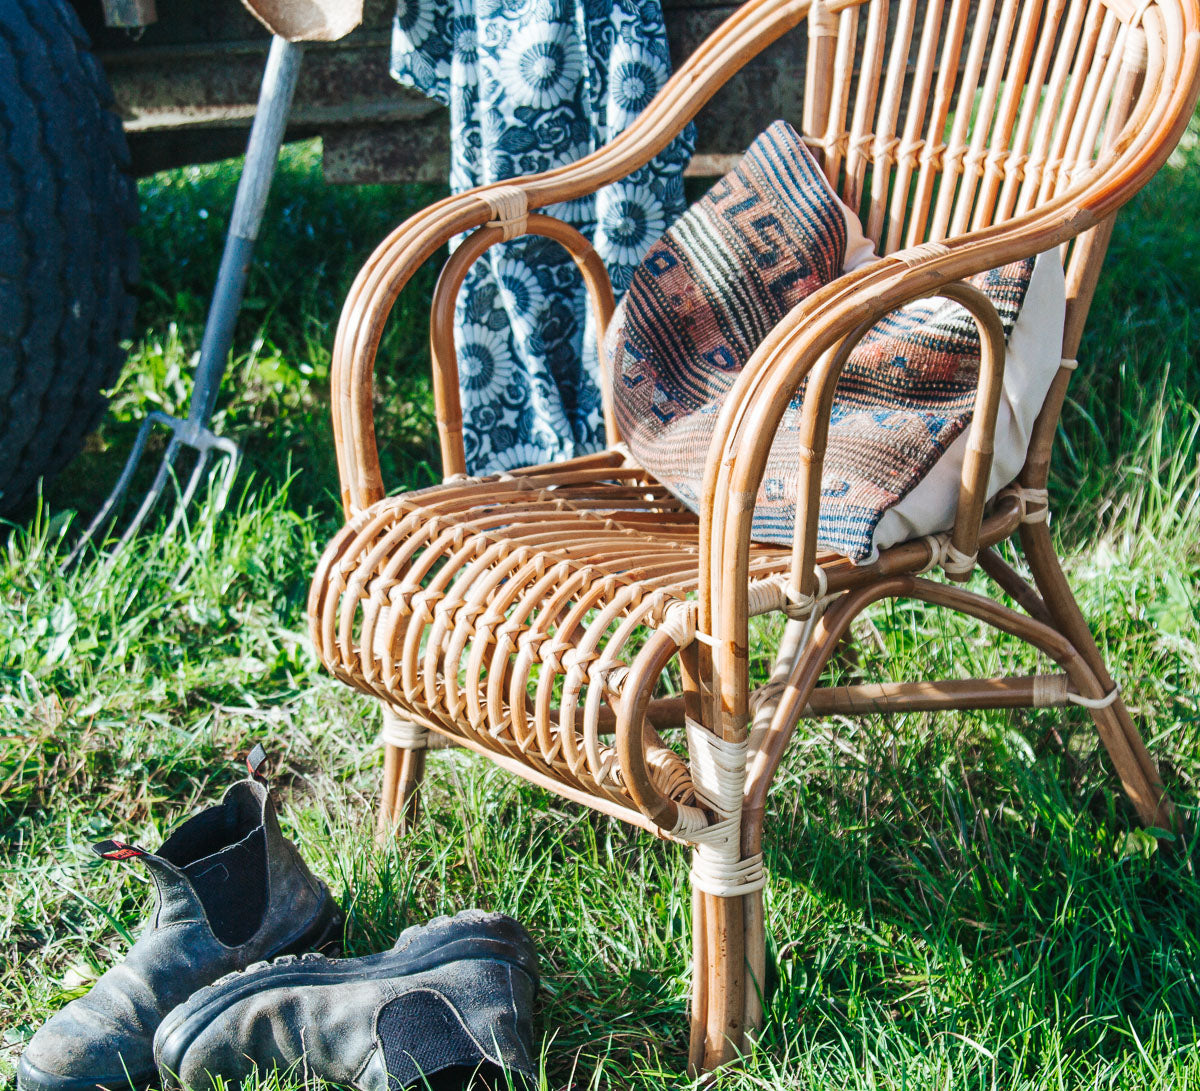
309, 0, 1200, 1070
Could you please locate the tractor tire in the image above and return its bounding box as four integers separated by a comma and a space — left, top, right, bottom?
0, 0, 139, 517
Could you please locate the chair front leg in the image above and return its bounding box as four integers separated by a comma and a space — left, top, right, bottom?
690, 886, 749, 1071
689, 843, 768, 1073
678, 644, 768, 1072
377, 704, 429, 836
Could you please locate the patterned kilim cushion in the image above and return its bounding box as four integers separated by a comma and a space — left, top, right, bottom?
604, 120, 1036, 563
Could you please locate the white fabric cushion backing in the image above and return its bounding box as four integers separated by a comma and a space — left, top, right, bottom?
807, 190, 1066, 559
869, 247, 1066, 556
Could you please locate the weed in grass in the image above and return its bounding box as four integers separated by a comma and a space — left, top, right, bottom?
4, 126, 1200, 1088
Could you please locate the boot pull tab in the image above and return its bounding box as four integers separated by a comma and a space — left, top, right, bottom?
91, 839, 148, 861
245, 742, 270, 783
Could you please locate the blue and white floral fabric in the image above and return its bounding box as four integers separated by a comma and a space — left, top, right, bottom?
390, 0, 694, 473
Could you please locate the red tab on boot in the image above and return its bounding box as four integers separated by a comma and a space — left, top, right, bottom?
92, 839, 148, 861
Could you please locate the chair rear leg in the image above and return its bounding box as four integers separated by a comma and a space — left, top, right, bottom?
377, 706, 429, 835
1087, 695, 1174, 829
1020, 523, 1174, 829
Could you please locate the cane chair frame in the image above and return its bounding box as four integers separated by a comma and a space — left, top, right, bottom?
310, 0, 1200, 1071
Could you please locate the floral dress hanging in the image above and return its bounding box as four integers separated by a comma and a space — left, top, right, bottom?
390, 0, 694, 473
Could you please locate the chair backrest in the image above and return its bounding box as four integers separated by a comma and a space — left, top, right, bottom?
761, 0, 1178, 351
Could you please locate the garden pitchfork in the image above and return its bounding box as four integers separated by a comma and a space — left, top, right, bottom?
68, 33, 303, 567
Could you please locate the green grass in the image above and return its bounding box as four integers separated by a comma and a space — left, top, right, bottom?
3, 133, 1200, 1089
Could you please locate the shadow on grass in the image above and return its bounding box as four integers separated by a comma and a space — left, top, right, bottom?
755, 715, 1200, 1080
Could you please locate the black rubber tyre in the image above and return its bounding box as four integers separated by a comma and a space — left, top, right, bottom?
0, 0, 139, 517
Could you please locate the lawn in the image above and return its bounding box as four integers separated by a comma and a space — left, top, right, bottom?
3, 130, 1200, 1089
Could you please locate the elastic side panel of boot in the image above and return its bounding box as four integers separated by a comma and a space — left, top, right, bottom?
182, 826, 269, 947
377, 989, 510, 1090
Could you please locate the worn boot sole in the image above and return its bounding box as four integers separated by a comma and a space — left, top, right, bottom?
16, 884, 343, 1091
154, 911, 537, 1090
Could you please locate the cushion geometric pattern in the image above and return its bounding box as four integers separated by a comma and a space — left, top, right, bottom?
604, 120, 1035, 562
608, 120, 847, 493
790, 259, 1034, 559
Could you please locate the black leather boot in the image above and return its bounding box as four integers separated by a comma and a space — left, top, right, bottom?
17, 747, 343, 1091
154, 910, 539, 1091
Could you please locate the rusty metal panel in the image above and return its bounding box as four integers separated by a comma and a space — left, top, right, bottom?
105, 33, 433, 132
323, 120, 451, 183
96, 0, 824, 180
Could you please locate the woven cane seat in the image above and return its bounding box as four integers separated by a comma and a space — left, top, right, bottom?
309, 446, 1034, 818
309, 449, 810, 816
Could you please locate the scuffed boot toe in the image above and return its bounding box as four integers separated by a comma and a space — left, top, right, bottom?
17, 1005, 156, 1091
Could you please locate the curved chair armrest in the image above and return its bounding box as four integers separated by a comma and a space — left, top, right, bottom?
693, 182, 1167, 741
331, 0, 832, 513
696, 237, 1059, 663
428, 215, 619, 476
788, 279, 1008, 588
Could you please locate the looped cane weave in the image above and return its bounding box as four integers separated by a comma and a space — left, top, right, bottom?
849, 132, 874, 159
746, 574, 787, 616
915, 534, 950, 575
690, 839, 766, 897
679, 717, 766, 897
1032, 672, 1069, 707
783, 566, 830, 619
917, 532, 977, 577
898, 241, 951, 267
668, 801, 713, 838
659, 599, 698, 647
1013, 485, 1051, 523
923, 140, 948, 169
483, 186, 529, 241
984, 147, 1011, 178
381, 711, 430, 750
873, 135, 901, 165
1067, 684, 1121, 709
943, 542, 978, 577
749, 680, 787, 718
684, 717, 745, 813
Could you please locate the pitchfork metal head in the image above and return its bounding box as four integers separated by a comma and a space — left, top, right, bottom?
64, 410, 240, 569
